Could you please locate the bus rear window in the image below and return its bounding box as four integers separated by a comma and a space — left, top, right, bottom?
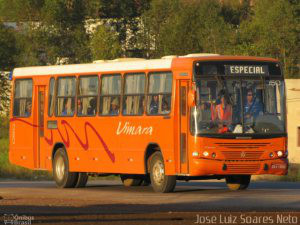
13, 79, 33, 117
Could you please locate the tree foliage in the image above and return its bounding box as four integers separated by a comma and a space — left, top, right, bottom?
0, 0, 298, 77
90, 24, 123, 60
235, 0, 299, 77
142, 0, 232, 57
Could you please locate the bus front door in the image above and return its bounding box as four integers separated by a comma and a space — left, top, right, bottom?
179, 81, 189, 174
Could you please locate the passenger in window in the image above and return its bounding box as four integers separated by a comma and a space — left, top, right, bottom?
62, 99, 73, 116
87, 98, 96, 115
215, 93, 232, 132
149, 95, 159, 114
25, 101, 32, 117
77, 99, 83, 116
161, 100, 170, 114
110, 98, 119, 115
244, 89, 263, 123
138, 97, 145, 115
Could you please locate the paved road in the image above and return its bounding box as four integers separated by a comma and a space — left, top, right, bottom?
0, 180, 299, 224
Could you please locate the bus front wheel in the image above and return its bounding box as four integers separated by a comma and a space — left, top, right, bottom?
53, 148, 78, 188
150, 152, 176, 193
225, 175, 251, 191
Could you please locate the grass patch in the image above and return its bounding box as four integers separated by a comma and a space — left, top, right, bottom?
0, 138, 52, 180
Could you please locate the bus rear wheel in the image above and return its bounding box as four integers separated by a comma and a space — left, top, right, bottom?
225, 175, 251, 191
120, 175, 143, 187
53, 148, 78, 188
150, 152, 176, 193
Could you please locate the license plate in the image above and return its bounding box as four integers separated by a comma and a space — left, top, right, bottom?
271, 163, 287, 169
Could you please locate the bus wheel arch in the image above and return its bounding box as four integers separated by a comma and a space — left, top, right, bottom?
144, 143, 161, 174
51, 142, 66, 164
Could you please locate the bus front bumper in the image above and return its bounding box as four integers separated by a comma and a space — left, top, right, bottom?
190, 158, 288, 176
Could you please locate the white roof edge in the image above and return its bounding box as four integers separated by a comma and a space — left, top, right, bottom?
13, 58, 173, 77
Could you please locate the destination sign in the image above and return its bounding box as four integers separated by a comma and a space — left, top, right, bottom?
225, 65, 269, 75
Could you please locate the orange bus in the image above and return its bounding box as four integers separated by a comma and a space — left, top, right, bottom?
9, 54, 288, 192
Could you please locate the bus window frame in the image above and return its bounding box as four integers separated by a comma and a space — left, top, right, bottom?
122, 72, 146, 117
99, 73, 122, 117
55, 76, 76, 118
146, 71, 173, 116
76, 75, 99, 117
48, 77, 56, 117
12, 78, 33, 118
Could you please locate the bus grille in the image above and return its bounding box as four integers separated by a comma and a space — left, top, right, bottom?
226, 164, 260, 174
222, 151, 264, 160
216, 142, 269, 149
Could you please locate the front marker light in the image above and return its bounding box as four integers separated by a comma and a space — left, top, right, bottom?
192, 151, 199, 157
203, 151, 209, 157
269, 152, 274, 158
276, 151, 283, 157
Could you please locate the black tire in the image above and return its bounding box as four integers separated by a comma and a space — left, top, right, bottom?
150, 152, 176, 193
225, 175, 251, 191
120, 175, 143, 187
52, 148, 78, 188
75, 172, 88, 188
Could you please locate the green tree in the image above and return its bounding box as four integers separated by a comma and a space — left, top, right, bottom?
90, 24, 122, 60
235, 0, 299, 78
0, 23, 17, 70
2, 0, 91, 66
0, 23, 16, 116
87, 0, 150, 57
141, 0, 232, 57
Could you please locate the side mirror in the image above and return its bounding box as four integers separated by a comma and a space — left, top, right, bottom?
188, 90, 196, 107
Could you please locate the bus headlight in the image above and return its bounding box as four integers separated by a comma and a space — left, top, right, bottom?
203, 151, 209, 157
276, 151, 283, 157
192, 151, 199, 158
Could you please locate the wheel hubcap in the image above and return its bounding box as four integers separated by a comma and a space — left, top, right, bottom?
56, 157, 65, 180
153, 161, 164, 184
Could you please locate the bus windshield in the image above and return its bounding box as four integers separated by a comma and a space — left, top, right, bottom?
191, 77, 286, 135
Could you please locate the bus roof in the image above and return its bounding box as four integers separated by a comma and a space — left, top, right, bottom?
13, 54, 278, 77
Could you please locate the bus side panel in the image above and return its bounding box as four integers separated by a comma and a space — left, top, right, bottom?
41, 115, 175, 175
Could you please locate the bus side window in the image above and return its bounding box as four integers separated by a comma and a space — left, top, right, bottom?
48, 77, 55, 117
99, 74, 121, 116
147, 72, 172, 115
78, 76, 98, 116
13, 79, 33, 117
56, 77, 76, 117
123, 73, 145, 116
